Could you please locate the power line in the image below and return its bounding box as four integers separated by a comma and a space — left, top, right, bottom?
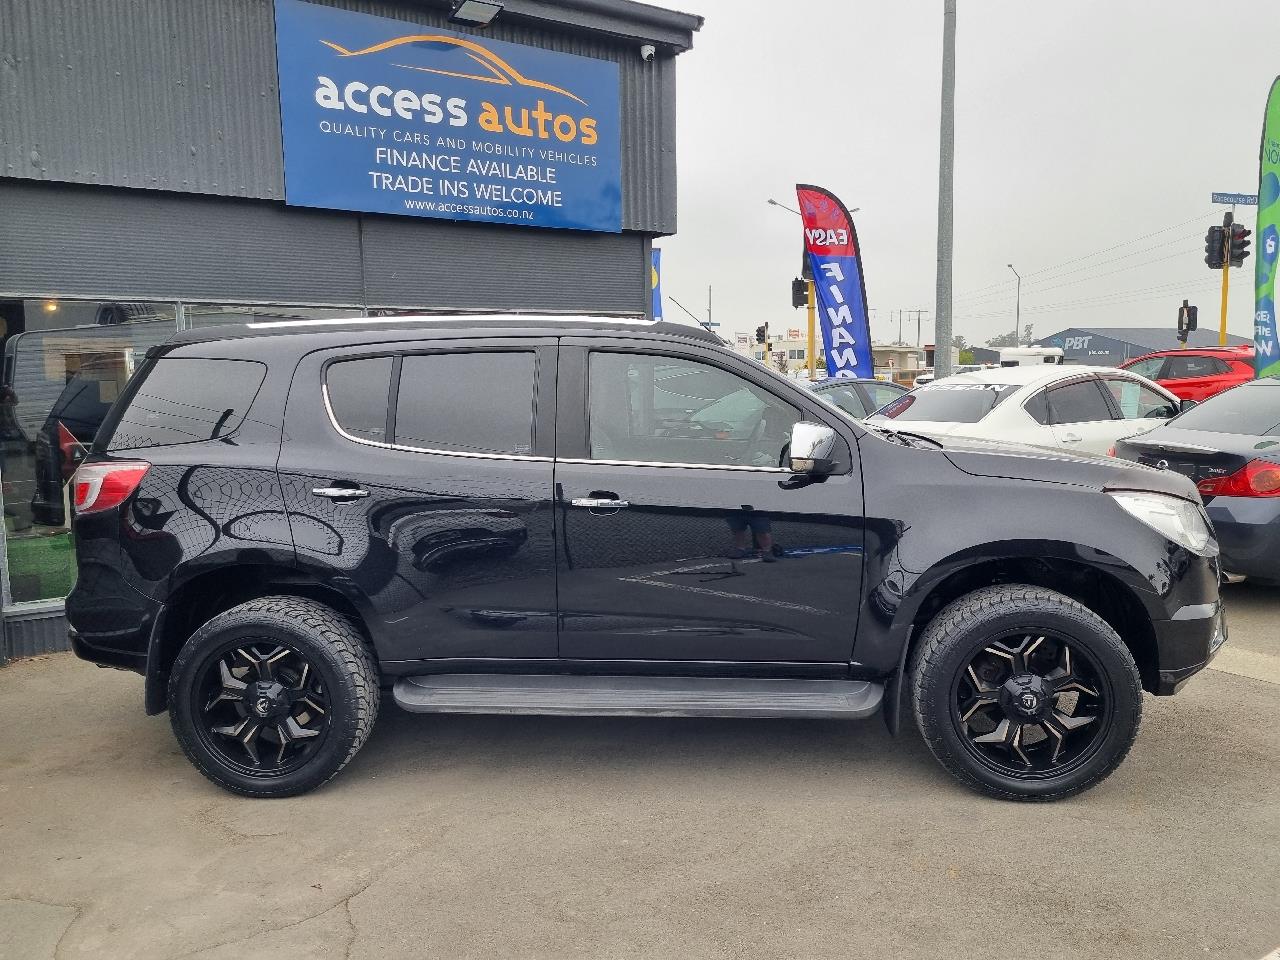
951, 208, 1216, 301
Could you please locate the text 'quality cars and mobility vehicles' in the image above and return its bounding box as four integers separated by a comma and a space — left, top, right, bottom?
68, 317, 1225, 800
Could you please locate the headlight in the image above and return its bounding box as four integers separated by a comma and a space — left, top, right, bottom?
1109, 491, 1217, 555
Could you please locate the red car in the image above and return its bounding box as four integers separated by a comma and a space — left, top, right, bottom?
1118, 346, 1255, 402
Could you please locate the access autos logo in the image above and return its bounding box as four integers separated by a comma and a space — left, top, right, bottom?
310, 32, 600, 146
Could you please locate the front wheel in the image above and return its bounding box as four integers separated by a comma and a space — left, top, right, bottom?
168, 596, 379, 798
911, 584, 1142, 801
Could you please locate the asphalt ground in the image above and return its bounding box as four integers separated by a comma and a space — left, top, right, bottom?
1, 582, 1277, 960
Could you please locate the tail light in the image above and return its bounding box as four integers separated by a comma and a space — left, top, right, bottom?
1106, 445, 1117, 457
1196, 459, 1280, 498
72, 461, 150, 514
57, 421, 84, 480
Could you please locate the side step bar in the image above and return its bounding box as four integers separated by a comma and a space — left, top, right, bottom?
392, 674, 884, 720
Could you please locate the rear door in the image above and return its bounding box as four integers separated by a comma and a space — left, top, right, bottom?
278, 338, 559, 664
553, 340, 865, 666
1043, 377, 1120, 454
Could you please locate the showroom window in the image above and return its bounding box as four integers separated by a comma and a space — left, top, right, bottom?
0, 298, 370, 605
0, 299, 178, 602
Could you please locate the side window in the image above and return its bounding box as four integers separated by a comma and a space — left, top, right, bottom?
395, 351, 536, 456
861, 383, 905, 413
1046, 380, 1113, 425
1163, 356, 1228, 380
1101, 378, 1179, 420
326, 356, 393, 442
588, 352, 801, 468
1024, 390, 1050, 425
107, 358, 266, 450
821, 386, 867, 418
1124, 357, 1165, 379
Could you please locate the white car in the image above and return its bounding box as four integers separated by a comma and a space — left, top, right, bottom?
913, 364, 986, 388
867, 365, 1184, 456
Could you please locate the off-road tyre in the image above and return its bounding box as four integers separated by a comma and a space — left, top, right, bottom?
911, 584, 1142, 802
168, 596, 379, 798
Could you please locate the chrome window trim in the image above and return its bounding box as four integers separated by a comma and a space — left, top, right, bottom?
557, 456, 791, 473
321, 383, 550, 464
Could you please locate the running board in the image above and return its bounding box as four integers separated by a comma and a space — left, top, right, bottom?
392, 674, 884, 719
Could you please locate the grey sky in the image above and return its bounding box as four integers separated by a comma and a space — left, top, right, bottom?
658, 0, 1278, 348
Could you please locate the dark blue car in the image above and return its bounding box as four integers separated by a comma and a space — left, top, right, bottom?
1115, 377, 1280, 584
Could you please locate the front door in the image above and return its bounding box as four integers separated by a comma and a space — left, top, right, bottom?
553, 342, 865, 666
278, 339, 559, 664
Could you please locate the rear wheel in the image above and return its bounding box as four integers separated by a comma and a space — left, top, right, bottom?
911, 584, 1142, 801
168, 596, 378, 798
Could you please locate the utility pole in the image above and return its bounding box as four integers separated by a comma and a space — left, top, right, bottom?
933, 0, 957, 379
906, 309, 930, 348
1007, 263, 1022, 344
897, 309, 903, 344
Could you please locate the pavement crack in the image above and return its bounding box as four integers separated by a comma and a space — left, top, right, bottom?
2, 896, 85, 960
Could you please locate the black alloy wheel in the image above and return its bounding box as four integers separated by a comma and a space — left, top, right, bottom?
952, 631, 1109, 777
912, 584, 1143, 802
195, 642, 331, 775
169, 596, 379, 798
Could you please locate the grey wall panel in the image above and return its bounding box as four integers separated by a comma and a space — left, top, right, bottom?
360, 213, 646, 312
1, 0, 680, 233
0, 180, 365, 304
1, 0, 285, 198
2, 609, 71, 662
0, 180, 648, 312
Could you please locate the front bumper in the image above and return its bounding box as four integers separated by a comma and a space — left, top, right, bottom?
1150, 599, 1227, 694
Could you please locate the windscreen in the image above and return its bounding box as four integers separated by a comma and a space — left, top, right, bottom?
1170, 380, 1280, 437
877, 381, 1021, 424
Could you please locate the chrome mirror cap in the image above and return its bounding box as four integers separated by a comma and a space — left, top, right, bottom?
789, 421, 838, 476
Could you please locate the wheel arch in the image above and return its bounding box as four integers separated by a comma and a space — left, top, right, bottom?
144, 564, 379, 715
898, 550, 1161, 695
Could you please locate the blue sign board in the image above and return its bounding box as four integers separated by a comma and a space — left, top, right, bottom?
273, 0, 622, 232
1211, 192, 1259, 206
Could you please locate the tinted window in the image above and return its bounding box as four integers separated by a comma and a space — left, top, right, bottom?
1163, 355, 1229, 379
1046, 380, 1113, 424
1124, 357, 1165, 379
589, 352, 800, 467
395, 352, 535, 456
1170, 380, 1280, 436
814, 385, 867, 418
878, 382, 1020, 424
1024, 390, 1050, 425
1100, 377, 1179, 420
327, 357, 392, 442
107, 358, 266, 450
861, 382, 907, 412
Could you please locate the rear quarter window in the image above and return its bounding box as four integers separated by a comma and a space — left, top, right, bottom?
105, 357, 267, 451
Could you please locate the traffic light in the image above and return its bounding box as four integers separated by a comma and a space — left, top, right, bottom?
1229, 223, 1252, 267
790, 278, 807, 309
1204, 225, 1225, 269
754, 324, 767, 345
1177, 299, 1198, 344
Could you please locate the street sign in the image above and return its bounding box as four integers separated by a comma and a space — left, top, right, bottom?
1211, 192, 1259, 205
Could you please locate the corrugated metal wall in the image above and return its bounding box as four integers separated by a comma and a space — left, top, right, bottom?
0, 0, 680, 233
0, 179, 648, 313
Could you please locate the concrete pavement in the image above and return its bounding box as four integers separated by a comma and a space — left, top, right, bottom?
1, 582, 1277, 960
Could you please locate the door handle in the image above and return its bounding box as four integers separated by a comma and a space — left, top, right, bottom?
312, 486, 370, 500
569, 497, 630, 509
1061, 432, 1082, 443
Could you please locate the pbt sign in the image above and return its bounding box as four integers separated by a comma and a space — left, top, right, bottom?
1062, 335, 1093, 350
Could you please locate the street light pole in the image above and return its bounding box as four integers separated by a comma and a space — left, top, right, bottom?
1007, 263, 1022, 345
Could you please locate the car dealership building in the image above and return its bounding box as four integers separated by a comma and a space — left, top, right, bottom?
0, 0, 701, 659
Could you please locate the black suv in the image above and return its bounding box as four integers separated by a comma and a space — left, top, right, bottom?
68, 318, 1225, 800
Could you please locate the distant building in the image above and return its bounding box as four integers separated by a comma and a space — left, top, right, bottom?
1033, 327, 1251, 366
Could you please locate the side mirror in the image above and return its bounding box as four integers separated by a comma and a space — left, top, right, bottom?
1180, 398, 1198, 413
788, 421, 838, 476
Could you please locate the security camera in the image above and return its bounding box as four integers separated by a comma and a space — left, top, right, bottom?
640, 43, 656, 62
